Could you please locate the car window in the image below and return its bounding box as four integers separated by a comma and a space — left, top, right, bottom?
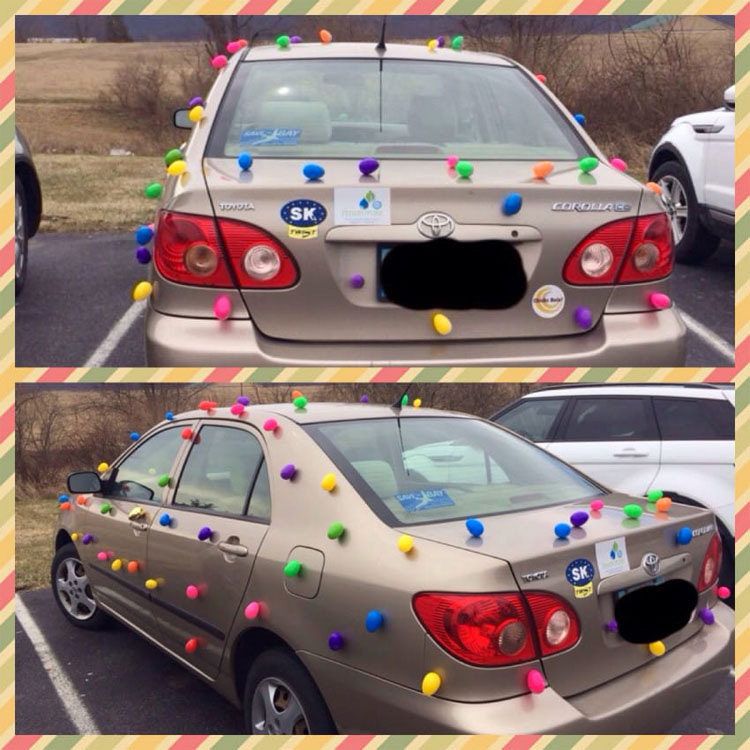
653, 398, 734, 441
494, 399, 566, 441
107, 427, 184, 502
208, 59, 586, 161
173, 426, 264, 515
562, 398, 657, 441
306, 417, 600, 526
247, 459, 271, 521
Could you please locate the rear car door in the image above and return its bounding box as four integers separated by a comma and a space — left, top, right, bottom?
547, 396, 660, 492
492, 397, 568, 447
147, 420, 270, 678
80, 424, 191, 634
704, 107, 734, 214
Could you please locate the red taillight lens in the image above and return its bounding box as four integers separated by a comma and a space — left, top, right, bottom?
413, 591, 580, 666
698, 532, 722, 592
563, 213, 673, 286
154, 211, 298, 289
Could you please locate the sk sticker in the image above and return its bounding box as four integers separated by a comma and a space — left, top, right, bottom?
334, 187, 391, 226
532, 284, 565, 318
595, 537, 630, 579
287, 225, 318, 240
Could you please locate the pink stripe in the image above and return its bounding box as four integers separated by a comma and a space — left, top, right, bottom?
206, 367, 243, 382
737, 503, 749, 540
666, 735, 709, 750
0, 73, 13, 109
405, 0, 443, 13
0, 405, 13, 441
71, 0, 111, 13
735, 669, 750, 707
238, 0, 277, 12
736, 2, 750, 41
0, 240, 12, 277
0, 572, 13, 609
336, 736, 376, 750
704, 367, 737, 382
502, 736, 542, 750
737, 169, 750, 209
2, 737, 43, 750
168, 736, 211, 750
571, 0, 609, 14
37, 368, 76, 383
370, 367, 410, 382
538, 367, 576, 382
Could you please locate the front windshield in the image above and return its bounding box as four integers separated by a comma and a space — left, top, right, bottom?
207, 58, 586, 161
306, 417, 602, 526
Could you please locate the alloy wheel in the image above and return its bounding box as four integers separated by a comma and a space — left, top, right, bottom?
251, 677, 310, 734
658, 174, 688, 244
55, 557, 97, 621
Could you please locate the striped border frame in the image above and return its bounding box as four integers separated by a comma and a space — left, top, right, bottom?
3, 3, 748, 749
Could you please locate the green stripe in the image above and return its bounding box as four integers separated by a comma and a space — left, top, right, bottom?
0, 319, 11, 355
544, 737, 585, 750
446, 0, 486, 14
738, 45, 750, 79
320, 0, 362, 13
583, 738, 627, 750
412, 367, 452, 382
377, 737, 419, 750
0, 613, 13, 651
420, 737, 461, 750
286, 367, 328, 381
578, 368, 617, 382
79, 368, 119, 382
0, 116, 14, 158
737, 379, 750, 414
212, 736, 258, 750
612, 0, 653, 13
0, 0, 25, 26
113, 0, 153, 13
713, 719, 746, 750
486, 0, 528, 13
42, 737, 84, 750
0, 448, 13, 491
280, 0, 320, 13
736, 213, 750, 251
247, 368, 285, 382
86, 737, 128, 750
116, 367, 158, 383
0, 487, 11, 527
154, 0, 194, 11
453, 367, 493, 382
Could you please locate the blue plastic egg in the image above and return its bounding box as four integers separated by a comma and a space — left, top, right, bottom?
554, 522, 572, 539
303, 163, 325, 181
574, 113, 586, 126
466, 518, 484, 537
502, 193, 523, 216
238, 152, 253, 171
135, 225, 154, 245
159, 513, 171, 527
165, 411, 174, 420
676, 526, 692, 545
365, 610, 384, 632
129, 432, 140, 441
58, 494, 69, 503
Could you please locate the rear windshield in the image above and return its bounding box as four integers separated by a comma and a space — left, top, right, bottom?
305, 417, 602, 526
207, 58, 586, 161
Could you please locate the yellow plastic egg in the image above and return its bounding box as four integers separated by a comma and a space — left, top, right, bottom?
427, 39, 438, 51
321, 473, 337, 492
111, 558, 122, 571
167, 160, 187, 176
188, 105, 204, 122
132, 281, 153, 302
432, 313, 452, 336
413, 398, 422, 408
397, 534, 414, 553
145, 578, 158, 590
648, 641, 665, 656
421, 671, 441, 695
71, 532, 80, 541
97, 462, 109, 472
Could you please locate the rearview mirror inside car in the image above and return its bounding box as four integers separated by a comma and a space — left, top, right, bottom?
173, 108, 192, 129
67, 471, 102, 494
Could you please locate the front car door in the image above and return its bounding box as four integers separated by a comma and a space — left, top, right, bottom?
492, 396, 568, 447
146, 419, 270, 679
703, 105, 734, 214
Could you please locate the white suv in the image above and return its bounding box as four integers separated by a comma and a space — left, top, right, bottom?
648, 86, 734, 265
492, 384, 734, 602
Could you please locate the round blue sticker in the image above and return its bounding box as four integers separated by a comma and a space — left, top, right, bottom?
280, 199, 327, 227
565, 558, 594, 586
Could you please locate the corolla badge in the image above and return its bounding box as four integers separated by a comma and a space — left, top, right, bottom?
641, 552, 660, 577
417, 212, 455, 239
552, 201, 631, 212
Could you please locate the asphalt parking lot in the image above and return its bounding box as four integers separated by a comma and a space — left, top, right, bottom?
16, 587, 734, 735
16, 232, 734, 368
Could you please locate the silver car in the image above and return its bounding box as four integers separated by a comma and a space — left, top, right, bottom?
145, 42, 685, 366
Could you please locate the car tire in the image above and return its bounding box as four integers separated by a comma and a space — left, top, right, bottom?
652, 160, 721, 265
243, 648, 336, 734
50, 543, 111, 630
15, 176, 28, 296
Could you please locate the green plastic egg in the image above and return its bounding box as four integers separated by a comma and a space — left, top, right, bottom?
293, 395, 308, 409
100, 503, 111, 514
164, 148, 183, 166
451, 35, 464, 50
579, 156, 599, 174
623, 503, 643, 519
158, 474, 170, 488
145, 183, 163, 199
455, 161, 474, 179
276, 35, 290, 48
647, 489, 663, 502
401, 394, 409, 406
284, 559, 302, 577
327, 522, 345, 540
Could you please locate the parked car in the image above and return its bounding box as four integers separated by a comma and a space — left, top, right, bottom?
649, 86, 734, 265
53, 401, 732, 733
492, 384, 734, 604
15, 128, 42, 296
145, 42, 685, 366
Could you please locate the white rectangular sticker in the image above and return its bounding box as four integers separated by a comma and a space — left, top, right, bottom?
595, 536, 630, 579
334, 187, 391, 226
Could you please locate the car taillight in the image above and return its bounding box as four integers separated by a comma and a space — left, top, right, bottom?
412, 591, 580, 667
154, 210, 298, 289
698, 532, 722, 592
563, 213, 673, 286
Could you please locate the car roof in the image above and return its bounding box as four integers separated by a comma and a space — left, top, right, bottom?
242, 42, 515, 67
521, 384, 733, 400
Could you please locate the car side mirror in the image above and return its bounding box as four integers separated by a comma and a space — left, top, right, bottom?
173, 108, 192, 129
67, 471, 102, 494
723, 85, 735, 111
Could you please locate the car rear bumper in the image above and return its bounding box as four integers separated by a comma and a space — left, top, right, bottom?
299, 602, 732, 734
146, 307, 687, 366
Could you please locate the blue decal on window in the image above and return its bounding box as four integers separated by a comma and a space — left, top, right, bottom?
240, 128, 300, 146
280, 199, 327, 228
395, 489, 455, 512
565, 558, 595, 586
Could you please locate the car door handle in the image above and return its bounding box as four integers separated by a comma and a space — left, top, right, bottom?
613, 451, 648, 457
218, 541, 248, 557
129, 521, 149, 532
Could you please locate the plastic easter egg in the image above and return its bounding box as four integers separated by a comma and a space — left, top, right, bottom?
100, 503, 112, 515
127, 560, 139, 573
186, 584, 199, 599
502, 193, 522, 216
188, 96, 203, 108
699, 607, 715, 625
574, 113, 586, 126
181, 427, 193, 440
451, 35, 464, 51
579, 156, 599, 174
303, 163, 325, 181
111, 558, 122, 571
290, 36, 302, 44
655, 497, 672, 512
466, 518, 484, 537
71, 532, 80, 541
427, 39, 438, 51
319, 29, 332, 44
284, 559, 302, 577
167, 160, 187, 176
401, 395, 409, 407
646, 489, 663, 502
238, 152, 253, 171
135, 246, 151, 264
413, 398, 422, 408
676, 526, 692, 545
422, 671, 441, 695
59, 502, 71, 510
128, 506, 145, 519
199, 400, 216, 411
164, 148, 183, 166
145, 183, 163, 199
535, 73, 547, 83
226, 40, 241, 54
293, 395, 308, 409
129, 431, 139, 441
717, 586, 731, 599
397, 534, 414, 553
610, 157, 628, 172
276, 35, 290, 48
132, 281, 152, 302
97, 551, 108, 561
185, 637, 199, 653
211, 55, 227, 69
263, 418, 278, 432
623, 504, 642, 519
58, 494, 69, 503
245, 601, 260, 619
574, 306, 593, 329
188, 105, 204, 123
365, 610, 384, 632
77, 495, 87, 505
648, 641, 665, 656
157, 474, 170, 488
359, 157, 379, 176
280, 464, 297, 480
135, 225, 153, 245
235, 395, 249, 406
328, 631, 344, 650
446, 155, 459, 168
82, 534, 93, 545
165, 411, 174, 420
197, 526, 212, 541
237, 39, 248, 48
321, 473, 337, 492
527, 669, 545, 693
350, 274, 365, 289
360, 395, 369, 403
455, 161, 473, 178
432, 312, 452, 336
292, 390, 303, 399
649, 292, 671, 310
590, 499, 604, 511
159, 513, 171, 527
327, 522, 345, 540
570, 511, 589, 527
554, 522, 571, 539
646, 181, 662, 196
533, 161, 554, 179
437, 36, 445, 47
212, 293, 232, 321
145, 578, 158, 590
606, 619, 618, 632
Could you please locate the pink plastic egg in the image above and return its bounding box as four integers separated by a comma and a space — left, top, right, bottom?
446, 155, 459, 168
263, 418, 278, 431
230, 403, 245, 416
590, 499, 604, 511
226, 40, 241, 54
97, 551, 108, 561
527, 669, 545, 693
211, 55, 228, 69
186, 585, 199, 599
649, 292, 671, 310
244, 601, 260, 619
717, 586, 731, 599
610, 157, 628, 172
214, 294, 231, 320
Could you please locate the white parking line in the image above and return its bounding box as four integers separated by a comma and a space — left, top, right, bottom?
84, 301, 145, 367
15, 596, 100, 734
678, 309, 735, 363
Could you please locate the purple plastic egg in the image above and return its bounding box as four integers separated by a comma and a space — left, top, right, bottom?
290, 35, 302, 44
358, 158, 379, 176
699, 607, 715, 625
197, 526, 212, 541
328, 631, 344, 650
82, 534, 93, 545
574, 306, 593, 329
350, 274, 365, 289
437, 36, 445, 47
280, 463, 297, 480
570, 511, 589, 528
606, 619, 618, 633
188, 96, 203, 108
135, 247, 152, 264
237, 395, 250, 406
360, 395, 369, 403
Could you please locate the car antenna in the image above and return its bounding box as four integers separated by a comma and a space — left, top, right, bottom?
376, 16, 387, 53
392, 383, 412, 410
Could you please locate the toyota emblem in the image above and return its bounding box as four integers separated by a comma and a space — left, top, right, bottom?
641, 552, 660, 577
417, 212, 456, 239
